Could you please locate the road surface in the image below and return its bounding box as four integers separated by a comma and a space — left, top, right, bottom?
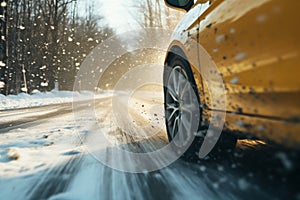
0, 94, 299, 200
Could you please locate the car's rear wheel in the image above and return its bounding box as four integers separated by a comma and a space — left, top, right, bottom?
164, 55, 237, 160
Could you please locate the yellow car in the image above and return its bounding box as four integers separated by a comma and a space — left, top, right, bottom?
163, 0, 300, 159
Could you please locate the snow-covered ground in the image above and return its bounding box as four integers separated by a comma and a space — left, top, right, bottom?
0, 90, 166, 199
0, 107, 88, 199
0, 91, 164, 199
0, 89, 113, 199
0, 90, 112, 110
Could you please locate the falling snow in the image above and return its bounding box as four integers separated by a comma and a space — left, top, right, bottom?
41, 82, 49, 87
0, 81, 4, 88
0, 61, 5, 67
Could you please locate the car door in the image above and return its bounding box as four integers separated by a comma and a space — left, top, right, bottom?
198, 0, 300, 121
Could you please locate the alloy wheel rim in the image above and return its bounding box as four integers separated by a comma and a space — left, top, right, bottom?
165, 65, 196, 146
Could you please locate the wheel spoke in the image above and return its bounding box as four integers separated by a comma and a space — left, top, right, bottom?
166, 103, 178, 111
168, 108, 178, 122
171, 117, 179, 138
176, 71, 181, 95
178, 73, 183, 93
181, 114, 189, 130
171, 71, 179, 95
180, 81, 189, 99
168, 88, 178, 102
181, 104, 193, 112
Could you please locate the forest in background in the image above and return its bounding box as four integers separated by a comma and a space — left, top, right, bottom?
0, 0, 183, 95
0, 0, 113, 95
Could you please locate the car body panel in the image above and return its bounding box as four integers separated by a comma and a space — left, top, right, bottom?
165, 0, 300, 148
199, 0, 300, 120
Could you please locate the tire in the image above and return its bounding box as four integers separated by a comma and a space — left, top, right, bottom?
163, 55, 237, 161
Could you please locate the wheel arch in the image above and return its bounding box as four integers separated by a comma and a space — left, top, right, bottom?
164, 44, 206, 110
165, 45, 188, 66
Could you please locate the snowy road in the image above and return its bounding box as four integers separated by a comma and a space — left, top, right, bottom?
0, 94, 299, 200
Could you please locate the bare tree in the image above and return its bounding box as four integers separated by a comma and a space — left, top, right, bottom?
0, 0, 114, 94
0, 0, 8, 95
135, 0, 183, 29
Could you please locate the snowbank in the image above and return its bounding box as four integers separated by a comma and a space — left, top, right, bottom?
0, 90, 112, 110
